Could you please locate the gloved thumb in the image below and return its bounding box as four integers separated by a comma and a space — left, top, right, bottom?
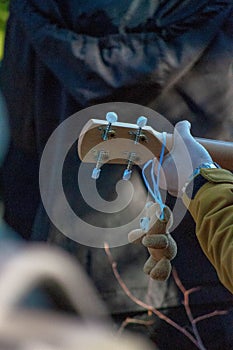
173, 120, 191, 142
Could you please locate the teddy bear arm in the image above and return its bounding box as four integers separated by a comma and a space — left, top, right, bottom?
142, 234, 168, 249
128, 228, 145, 244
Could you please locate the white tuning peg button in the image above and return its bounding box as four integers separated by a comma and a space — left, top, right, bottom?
106, 112, 118, 124
122, 169, 132, 181
136, 116, 147, 128
92, 167, 101, 179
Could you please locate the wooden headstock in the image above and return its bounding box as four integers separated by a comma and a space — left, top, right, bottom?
78, 113, 233, 179
78, 119, 170, 162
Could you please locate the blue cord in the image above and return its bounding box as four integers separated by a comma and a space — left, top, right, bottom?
142, 132, 166, 219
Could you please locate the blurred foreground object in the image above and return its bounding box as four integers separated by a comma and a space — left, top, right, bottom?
0, 244, 154, 350
0, 244, 108, 320
0, 319, 154, 350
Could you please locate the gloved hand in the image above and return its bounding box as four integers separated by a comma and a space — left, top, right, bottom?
156, 120, 213, 197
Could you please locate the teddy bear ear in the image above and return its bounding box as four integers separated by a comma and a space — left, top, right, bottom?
142, 201, 154, 217
146, 202, 160, 219
128, 229, 145, 244
145, 201, 154, 209
140, 216, 150, 232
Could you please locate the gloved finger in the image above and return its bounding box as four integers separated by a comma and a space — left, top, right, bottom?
128, 229, 145, 244
170, 120, 192, 156
174, 120, 191, 139
173, 120, 193, 152
174, 120, 211, 161
142, 234, 168, 249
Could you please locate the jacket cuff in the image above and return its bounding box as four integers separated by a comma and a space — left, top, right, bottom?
182, 168, 233, 207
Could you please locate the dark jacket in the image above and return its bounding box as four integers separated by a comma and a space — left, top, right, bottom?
2, 0, 233, 153
1, 0, 233, 323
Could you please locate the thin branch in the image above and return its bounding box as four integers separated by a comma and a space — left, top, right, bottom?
117, 317, 155, 335
172, 268, 206, 350
104, 243, 200, 348
172, 268, 228, 349
193, 310, 228, 324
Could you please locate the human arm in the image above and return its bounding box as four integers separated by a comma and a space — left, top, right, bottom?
9, 0, 232, 105
183, 168, 233, 294
0, 0, 9, 60
154, 120, 233, 293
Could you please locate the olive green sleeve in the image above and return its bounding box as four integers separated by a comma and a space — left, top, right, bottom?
183, 168, 233, 294
0, 1, 9, 60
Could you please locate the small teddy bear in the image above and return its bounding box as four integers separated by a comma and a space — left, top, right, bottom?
128, 201, 177, 281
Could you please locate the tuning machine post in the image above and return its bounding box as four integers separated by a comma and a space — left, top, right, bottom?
91, 150, 109, 179
122, 152, 137, 181
122, 116, 148, 181
98, 112, 118, 141
92, 112, 118, 179
129, 116, 148, 144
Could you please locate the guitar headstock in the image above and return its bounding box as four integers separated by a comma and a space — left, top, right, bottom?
78, 111, 233, 178
78, 112, 171, 179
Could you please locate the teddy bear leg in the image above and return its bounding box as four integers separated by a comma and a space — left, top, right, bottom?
150, 257, 172, 281
143, 255, 157, 275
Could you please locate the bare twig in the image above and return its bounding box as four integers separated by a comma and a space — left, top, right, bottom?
117, 317, 155, 336
172, 268, 228, 349
172, 268, 205, 350
104, 243, 201, 348
193, 310, 228, 324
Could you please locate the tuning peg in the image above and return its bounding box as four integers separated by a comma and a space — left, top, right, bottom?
91, 150, 108, 180
128, 116, 148, 144
122, 152, 137, 181
134, 116, 147, 143
106, 112, 118, 124
122, 169, 132, 181
92, 167, 101, 180
100, 112, 118, 141
123, 117, 148, 181
136, 116, 147, 128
